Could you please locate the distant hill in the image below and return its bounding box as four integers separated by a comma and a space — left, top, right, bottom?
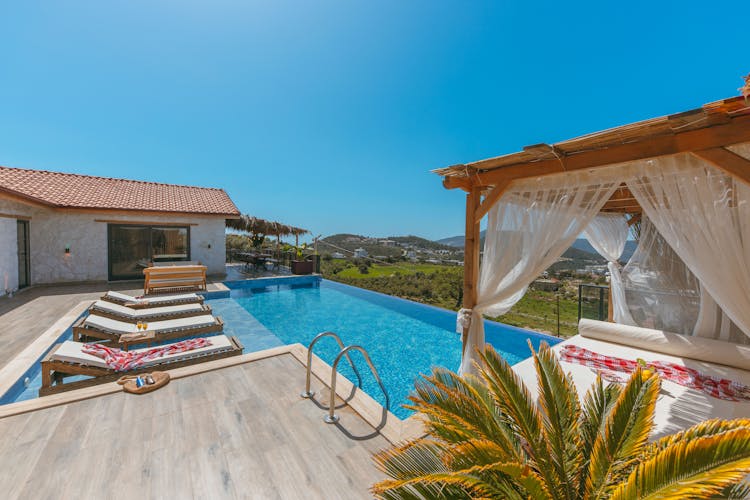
438, 232, 638, 262
320, 233, 461, 259
570, 238, 638, 262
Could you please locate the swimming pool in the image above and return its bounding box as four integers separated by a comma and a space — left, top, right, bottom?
1, 277, 561, 418
222, 277, 560, 418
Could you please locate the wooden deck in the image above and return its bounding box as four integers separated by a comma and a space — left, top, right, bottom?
0, 354, 388, 499
0, 280, 228, 369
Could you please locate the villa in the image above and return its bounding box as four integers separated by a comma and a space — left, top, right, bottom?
0, 94, 748, 498
0, 166, 239, 293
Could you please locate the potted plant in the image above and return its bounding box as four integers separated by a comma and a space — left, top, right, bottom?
291, 243, 313, 275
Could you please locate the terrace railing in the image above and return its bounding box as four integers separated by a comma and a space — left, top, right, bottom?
578, 283, 609, 322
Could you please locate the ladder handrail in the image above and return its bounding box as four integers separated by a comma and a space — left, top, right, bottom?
300, 331, 363, 398
324, 344, 389, 424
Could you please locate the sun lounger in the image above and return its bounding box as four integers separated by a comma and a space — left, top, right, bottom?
39, 335, 243, 396
72, 313, 224, 344
512, 319, 750, 439
101, 291, 204, 309
89, 300, 212, 323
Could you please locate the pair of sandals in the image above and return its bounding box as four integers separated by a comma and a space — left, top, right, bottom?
116, 371, 170, 394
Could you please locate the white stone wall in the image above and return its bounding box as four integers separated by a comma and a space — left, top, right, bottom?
0, 195, 228, 285
0, 198, 33, 295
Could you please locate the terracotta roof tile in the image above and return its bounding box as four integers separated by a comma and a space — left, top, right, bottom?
0, 166, 240, 216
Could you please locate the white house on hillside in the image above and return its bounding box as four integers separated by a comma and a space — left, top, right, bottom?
0, 166, 240, 294
353, 247, 368, 258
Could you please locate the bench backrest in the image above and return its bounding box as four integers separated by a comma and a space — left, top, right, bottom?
143, 265, 207, 293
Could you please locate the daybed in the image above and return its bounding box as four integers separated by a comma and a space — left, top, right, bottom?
512, 319, 750, 438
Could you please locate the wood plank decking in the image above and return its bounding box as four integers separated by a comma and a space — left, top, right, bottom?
0, 354, 388, 499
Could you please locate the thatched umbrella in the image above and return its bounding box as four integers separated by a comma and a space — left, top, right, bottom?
226, 215, 308, 249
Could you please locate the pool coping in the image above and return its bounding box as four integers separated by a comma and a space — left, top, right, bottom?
0, 343, 425, 444
0, 300, 92, 402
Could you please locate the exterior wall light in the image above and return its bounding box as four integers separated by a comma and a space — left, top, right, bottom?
65, 245, 71, 255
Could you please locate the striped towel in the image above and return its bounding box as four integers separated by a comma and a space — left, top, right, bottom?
560, 344, 750, 402
82, 337, 212, 371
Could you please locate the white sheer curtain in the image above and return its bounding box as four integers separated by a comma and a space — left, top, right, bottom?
627, 153, 750, 341
620, 217, 701, 335
693, 287, 750, 344
582, 213, 635, 325
459, 171, 619, 375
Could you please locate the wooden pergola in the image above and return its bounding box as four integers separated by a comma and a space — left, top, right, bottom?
435, 95, 750, 350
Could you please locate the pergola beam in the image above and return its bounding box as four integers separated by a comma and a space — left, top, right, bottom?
691, 147, 750, 186
442, 114, 750, 189
474, 179, 512, 223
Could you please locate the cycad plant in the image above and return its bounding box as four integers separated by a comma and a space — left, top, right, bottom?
372, 343, 750, 499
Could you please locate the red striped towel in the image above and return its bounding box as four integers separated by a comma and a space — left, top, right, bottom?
560, 344, 750, 402
82, 337, 212, 371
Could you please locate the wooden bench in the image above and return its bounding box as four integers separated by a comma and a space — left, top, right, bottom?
143, 265, 207, 294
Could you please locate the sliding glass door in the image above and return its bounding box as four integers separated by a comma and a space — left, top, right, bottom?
108, 224, 190, 280
16, 220, 30, 288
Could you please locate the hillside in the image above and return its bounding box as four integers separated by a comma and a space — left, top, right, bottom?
438, 231, 638, 263
320, 233, 462, 260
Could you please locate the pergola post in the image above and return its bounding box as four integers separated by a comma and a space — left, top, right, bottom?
462, 187, 482, 354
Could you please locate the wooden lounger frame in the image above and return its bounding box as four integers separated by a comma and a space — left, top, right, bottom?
143, 265, 207, 295
101, 293, 204, 309
72, 316, 225, 344
39, 336, 243, 396
87, 303, 213, 323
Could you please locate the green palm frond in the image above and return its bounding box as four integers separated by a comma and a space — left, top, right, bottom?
577, 375, 621, 497
372, 439, 470, 499
610, 428, 750, 499
643, 418, 750, 459
531, 341, 582, 500
373, 344, 750, 500
478, 345, 558, 490
407, 369, 521, 458
585, 368, 659, 498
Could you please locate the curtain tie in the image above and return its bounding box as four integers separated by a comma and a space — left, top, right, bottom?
456, 308, 473, 333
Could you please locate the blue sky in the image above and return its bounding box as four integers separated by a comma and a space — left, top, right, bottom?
0, 1, 745, 241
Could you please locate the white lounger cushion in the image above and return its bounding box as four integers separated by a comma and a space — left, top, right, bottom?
578, 319, 750, 371
91, 300, 204, 319
512, 333, 750, 439
105, 291, 201, 305
83, 314, 217, 335
51, 335, 233, 369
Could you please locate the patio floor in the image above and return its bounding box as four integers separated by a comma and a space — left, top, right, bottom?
0, 353, 388, 499
0, 275, 396, 499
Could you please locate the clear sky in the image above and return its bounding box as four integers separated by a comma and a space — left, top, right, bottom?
1, 1, 745, 241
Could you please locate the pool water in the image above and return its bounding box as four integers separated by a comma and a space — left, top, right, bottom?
226, 279, 560, 419
1, 278, 561, 419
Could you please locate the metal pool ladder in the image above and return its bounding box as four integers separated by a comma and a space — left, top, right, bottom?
300, 331, 390, 424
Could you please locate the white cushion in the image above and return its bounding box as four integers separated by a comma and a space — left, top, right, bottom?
512, 333, 750, 439
91, 300, 204, 319
83, 314, 216, 335
578, 319, 750, 371
51, 335, 233, 369
104, 291, 201, 305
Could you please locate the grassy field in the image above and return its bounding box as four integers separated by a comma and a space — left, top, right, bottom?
491, 289, 579, 338
335, 262, 449, 279
323, 260, 582, 337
